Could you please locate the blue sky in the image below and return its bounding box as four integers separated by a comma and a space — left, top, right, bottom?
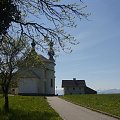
54, 0, 120, 90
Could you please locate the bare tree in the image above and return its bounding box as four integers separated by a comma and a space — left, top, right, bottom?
0, 36, 29, 112
0, 0, 88, 113
0, 0, 88, 52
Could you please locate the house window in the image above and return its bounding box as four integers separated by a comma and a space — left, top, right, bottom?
73, 87, 75, 90
51, 79, 53, 88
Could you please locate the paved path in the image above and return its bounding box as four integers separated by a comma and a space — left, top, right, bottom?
47, 97, 119, 120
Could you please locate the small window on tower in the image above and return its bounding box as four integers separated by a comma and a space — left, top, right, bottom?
51, 79, 53, 88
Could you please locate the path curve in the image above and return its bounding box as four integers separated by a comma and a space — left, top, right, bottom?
47, 97, 119, 120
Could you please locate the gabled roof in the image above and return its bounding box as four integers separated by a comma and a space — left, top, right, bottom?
62, 80, 86, 87
19, 48, 55, 68
38, 54, 51, 63
27, 49, 51, 63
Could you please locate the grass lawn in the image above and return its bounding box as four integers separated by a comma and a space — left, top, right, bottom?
0, 95, 62, 120
60, 94, 120, 117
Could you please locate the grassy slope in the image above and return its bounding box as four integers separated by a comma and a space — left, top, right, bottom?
61, 94, 120, 117
0, 96, 62, 120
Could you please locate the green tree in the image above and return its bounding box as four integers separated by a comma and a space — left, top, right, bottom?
0, 36, 29, 112
0, 0, 88, 52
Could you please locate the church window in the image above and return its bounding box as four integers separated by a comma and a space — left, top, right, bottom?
51, 79, 53, 88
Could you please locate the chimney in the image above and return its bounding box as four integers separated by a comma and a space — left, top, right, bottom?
73, 78, 76, 80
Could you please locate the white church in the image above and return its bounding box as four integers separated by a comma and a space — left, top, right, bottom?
13, 40, 56, 95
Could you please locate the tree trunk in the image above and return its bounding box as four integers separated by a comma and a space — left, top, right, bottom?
4, 93, 9, 113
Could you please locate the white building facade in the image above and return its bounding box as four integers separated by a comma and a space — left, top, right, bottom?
17, 40, 56, 95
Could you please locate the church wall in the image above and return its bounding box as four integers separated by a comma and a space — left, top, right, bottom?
18, 77, 39, 94
17, 60, 55, 95
32, 66, 55, 95
45, 62, 55, 71
33, 68, 45, 94
45, 67, 55, 95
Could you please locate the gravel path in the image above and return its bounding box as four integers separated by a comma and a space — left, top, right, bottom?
47, 97, 119, 120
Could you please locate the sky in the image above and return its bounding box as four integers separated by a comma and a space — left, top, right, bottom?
54, 0, 120, 90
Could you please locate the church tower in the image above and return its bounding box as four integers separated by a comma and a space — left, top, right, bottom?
48, 41, 55, 62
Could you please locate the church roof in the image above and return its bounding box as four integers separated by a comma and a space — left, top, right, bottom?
28, 39, 54, 62
18, 39, 55, 69
27, 48, 51, 62
19, 48, 55, 68
38, 54, 51, 62
62, 80, 86, 87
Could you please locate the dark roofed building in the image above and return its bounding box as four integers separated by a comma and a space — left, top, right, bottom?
85, 87, 97, 94
62, 78, 97, 95
62, 79, 86, 87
